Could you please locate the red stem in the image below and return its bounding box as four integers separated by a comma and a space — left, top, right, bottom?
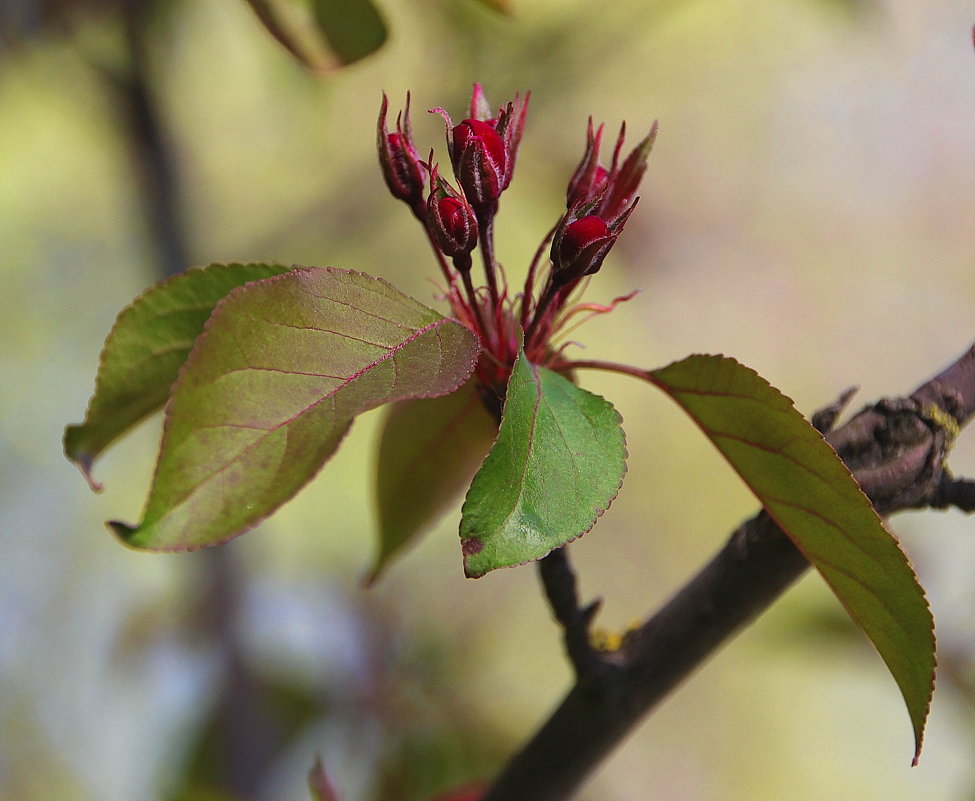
556, 358, 650, 381
422, 228, 456, 286
521, 220, 560, 327
459, 266, 490, 347
478, 212, 501, 312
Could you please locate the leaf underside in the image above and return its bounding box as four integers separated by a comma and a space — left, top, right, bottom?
112, 267, 480, 552
371, 380, 498, 583
648, 354, 935, 763
242, 0, 387, 71
64, 262, 296, 488
460, 351, 627, 578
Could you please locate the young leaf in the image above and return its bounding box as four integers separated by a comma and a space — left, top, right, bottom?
371, 380, 498, 583
110, 267, 480, 552
647, 354, 935, 763
242, 0, 386, 71
64, 262, 296, 488
460, 351, 626, 578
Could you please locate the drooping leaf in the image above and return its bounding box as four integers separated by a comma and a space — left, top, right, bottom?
647, 354, 935, 763
310, 0, 388, 64
371, 380, 497, 583
242, 0, 387, 71
460, 351, 626, 578
110, 267, 480, 552
64, 262, 295, 488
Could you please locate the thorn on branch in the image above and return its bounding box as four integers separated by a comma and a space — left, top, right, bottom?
811, 387, 858, 434
538, 548, 616, 686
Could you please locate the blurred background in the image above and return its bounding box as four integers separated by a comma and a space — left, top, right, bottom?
2, 0, 974, 799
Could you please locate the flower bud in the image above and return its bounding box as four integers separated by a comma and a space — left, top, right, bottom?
565, 118, 657, 223
377, 93, 428, 218
426, 165, 478, 262
432, 87, 529, 211
451, 118, 506, 208
598, 121, 657, 222
552, 214, 615, 285
566, 118, 608, 207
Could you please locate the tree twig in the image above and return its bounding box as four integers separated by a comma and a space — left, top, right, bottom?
484, 343, 975, 801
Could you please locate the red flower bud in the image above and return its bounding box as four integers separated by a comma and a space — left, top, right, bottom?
432, 87, 529, 212
426, 165, 479, 262
565, 118, 657, 223
598, 120, 657, 222
552, 214, 615, 284
451, 118, 506, 208
566, 118, 609, 207
378, 93, 428, 218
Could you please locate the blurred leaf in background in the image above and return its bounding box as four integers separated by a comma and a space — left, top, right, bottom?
241, 0, 388, 71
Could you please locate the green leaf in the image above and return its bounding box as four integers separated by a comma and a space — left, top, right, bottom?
242, 0, 387, 71
64, 262, 295, 488
310, 0, 387, 64
647, 354, 935, 763
371, 380, 497, 583
111, 267, 480, 552
460, 351, 626, 578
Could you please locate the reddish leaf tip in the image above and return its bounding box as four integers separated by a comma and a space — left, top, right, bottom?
66, 445, 102, 492
462, 537, 485, 577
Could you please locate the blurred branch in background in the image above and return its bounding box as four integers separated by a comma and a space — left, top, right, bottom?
104, 0, 190, 279
98, 2, 277, 797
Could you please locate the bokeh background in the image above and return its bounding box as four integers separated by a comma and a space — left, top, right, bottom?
2, 0, 975, 799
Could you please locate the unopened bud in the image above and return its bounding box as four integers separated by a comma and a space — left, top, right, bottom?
426, 166, 479, 262
377, 93, 428, 217
566, 118, 608, 207
451, 118, 506, 208
432, 87, 529, 212
552, 214, 615, 284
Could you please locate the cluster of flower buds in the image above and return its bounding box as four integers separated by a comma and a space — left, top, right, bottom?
377, 85, 656, 386
379, 85, 528, 260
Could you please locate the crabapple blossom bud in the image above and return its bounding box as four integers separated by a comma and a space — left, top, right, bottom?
432, 87, 529, 213
566, 118, 608, 207
426, 166, 479, 262
451, 118, 506, 208
377, 93, 427, 217
552, 214, 616, 284
566, 118, 657, 222
598, 121, 657, 222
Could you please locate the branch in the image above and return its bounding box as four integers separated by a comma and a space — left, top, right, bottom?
484, 343, 975, 801
96, 0, 190, 278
